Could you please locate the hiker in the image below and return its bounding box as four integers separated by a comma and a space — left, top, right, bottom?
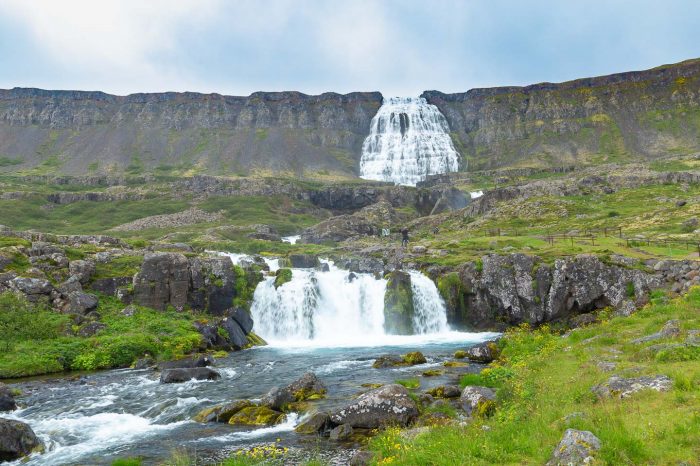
401, 227, 409, 247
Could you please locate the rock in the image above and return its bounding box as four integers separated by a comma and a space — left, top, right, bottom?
9, 277, 52, 295
193, 400, 253, 423
157, 355, 215, 371
274, 268, 293, 288
383, 271, 415, 335
466, 341, 499, 363
348, 450, 373, 466
0, 418, 44, 461
372, 355, 403, 368
546, 429, 601, 466
0, 384, 17, 412
121, 305, 137, 317
133, 357, 156, 370
411, 245, 427, 254
330, 423, 354, 441
591, 375, 672, 399
228, 406, 286, 426
676, 200, 687, 207
64, 291, 98, 315
262, 372, 327, 411
58, 276, 83, 294
69, 260, 95, 284
133, 252, 190, 311
188, 256, 247, 315
596, 361, 616, 372
403, 351, 427, 365
453, 350, 467, 359
229, 307, 254, 334
294, 412, 332, 435
460, 386, 496, 417
288, 254, 320, 268
426, 385, 461, 399
159, 367, 221, 384
631, 319, 681, 343
77, 321, 106, 337
569, 312, 597, 328
687, 329, 700, 346
330, 384, 419, 429
221, 317, 249, 349
89, 277, 131, 296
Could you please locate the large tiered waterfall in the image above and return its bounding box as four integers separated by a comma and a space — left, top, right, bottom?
249, 260, 451, 346
359, 97, 460, 186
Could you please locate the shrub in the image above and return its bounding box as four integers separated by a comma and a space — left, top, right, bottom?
0, 292, 67, 351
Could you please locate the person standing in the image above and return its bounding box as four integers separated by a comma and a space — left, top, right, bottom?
401, 227, 409, 247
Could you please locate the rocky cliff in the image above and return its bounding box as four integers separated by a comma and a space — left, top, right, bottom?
0, 89, 382, 176
423, 58, 700, 170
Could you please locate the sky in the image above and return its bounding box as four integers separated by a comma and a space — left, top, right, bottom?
0, 0, 699, 97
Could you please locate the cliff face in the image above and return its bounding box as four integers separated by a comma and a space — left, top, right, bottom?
423, 59, 700, 170
0, 89, 382, 176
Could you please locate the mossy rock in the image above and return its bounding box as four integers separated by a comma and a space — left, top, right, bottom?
454, 350, 467, 359
402, 351, 427, 365
228, 406, 286, 426
361, 383, 384, 389
443, 361, 469, 368
193, 400, 253, 423
243, 332, 267, 349
274, 268, 293, 289
474, 399, 496, 418
422, 369, 444, 377
383, 271, 415, 335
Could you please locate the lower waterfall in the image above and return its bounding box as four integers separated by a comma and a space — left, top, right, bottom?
250, 260, 453, 346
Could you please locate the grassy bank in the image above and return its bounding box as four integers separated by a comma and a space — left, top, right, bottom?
369, 289, 700, 465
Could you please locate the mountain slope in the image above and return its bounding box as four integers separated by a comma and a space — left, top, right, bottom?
424, 58, 700, 170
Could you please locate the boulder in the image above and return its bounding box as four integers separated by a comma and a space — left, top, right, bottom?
426, 385, 461, 399
262, 372, 327, 411
229, 308, 254, 334
68, 260, 95, 285
221, 317, 249, 349
288, 254, 320, 268
330, 384, 419, 429
58, 276, 83, 294
0, 384, 17, 412
546, 429, 601, 466
460, 386, 496, 417
466, 341, 499, 363
591, 375, 672, 399
193, 400, 254, 423
64, 291, 98, 315
330, 423, 354, 441
383, 271, 415, 335
228, 406, 286, 426
631, 319, 681, 343
0, 418, 44, 461
77, 321, 106, 337
372, 355, 405, 368
187, 256, 239, 315
295, 412, 333, 435
403, 351, 427, 365
9, 277, 52, 295
133, 252, 190, 311
157, 355, 214, 371
89, 277, 132, 296
159, 367, 221, 384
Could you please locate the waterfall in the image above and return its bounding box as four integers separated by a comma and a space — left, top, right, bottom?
250, 260, 450, 345
359, 97, 460, 186
409, 271, 449, 334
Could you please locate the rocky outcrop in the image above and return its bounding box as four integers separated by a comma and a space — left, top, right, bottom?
434, 254, 661, 330
330, 384, 419, 429
424, 58, 700, 170
383, 271, 415, 335
0, 88, 382, 176
546, 429, 601, 466
133, 253, 190, 311
0, 418, 44, 461
111, 208, 222, 232
591, 375, 672, 399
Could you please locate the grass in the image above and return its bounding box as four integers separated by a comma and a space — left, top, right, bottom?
395, 378, 421, 390
0, 293, 202, 378
368, 288, 700, 465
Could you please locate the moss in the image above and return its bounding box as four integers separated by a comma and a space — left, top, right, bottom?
422, 369, 444, 377
243, 331, 267, 349
228, 406, 286, 426
383, 271, 415, 335
403, 351, 427, 365
443, 361, 469, 368
454, 350, 467, 359
274, 268, 293, 289
395, 378, 421, 389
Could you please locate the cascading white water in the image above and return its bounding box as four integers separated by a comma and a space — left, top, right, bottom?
359, 97, 460, 186
408, 270, 449, 334
250, 260, 452, 346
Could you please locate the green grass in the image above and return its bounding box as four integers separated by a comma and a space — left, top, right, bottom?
395, 378, 421, 390
0, 293, 202, 378
369, 289, 700, 465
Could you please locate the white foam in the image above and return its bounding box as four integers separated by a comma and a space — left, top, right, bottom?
201, 413, 300, 443
281, 235, 300, 245
470, 190, 484, 199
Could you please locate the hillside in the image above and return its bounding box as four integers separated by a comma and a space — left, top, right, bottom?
424, 58, 700, 170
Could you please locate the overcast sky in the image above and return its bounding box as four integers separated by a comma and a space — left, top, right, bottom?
1, 0, 699, 97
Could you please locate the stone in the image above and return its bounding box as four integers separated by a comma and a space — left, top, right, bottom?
288, 254, 319, 268
89, 277, 132, 296
372, 354, 404, 368
229, 307, 254, 334
65, 291, 98, 315
0, 383, 17, 412
157, 355, 214, 371
221, 317, 249, 349
460, 386, 496, 417
383, 271, 414, 335
193, 400, 254, 423
69, 260, 95, 284
0, 418, 44, 461
466, 341, 499, 363
330, 384, 419, 429
294, 412, 332, 435
411, 245, 427, 254
228, 406, 286, 426
591, 375, 672, 399
58, 276, 83, 294
403, 351, 427, 365
631, 319, 681, 344
546, 429, 601, 466
426, 385, 461, 399
596, 361, 616, 372
133, 252, 190, 311
121, 305, 137, 317
159, 367, 221, 384
330, 423, 354, 441
77, 321, 106, 337
9, 277, 52, 295
262, 372, 327, 411
348, 451, 373, 466
676, 200, 687, 207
